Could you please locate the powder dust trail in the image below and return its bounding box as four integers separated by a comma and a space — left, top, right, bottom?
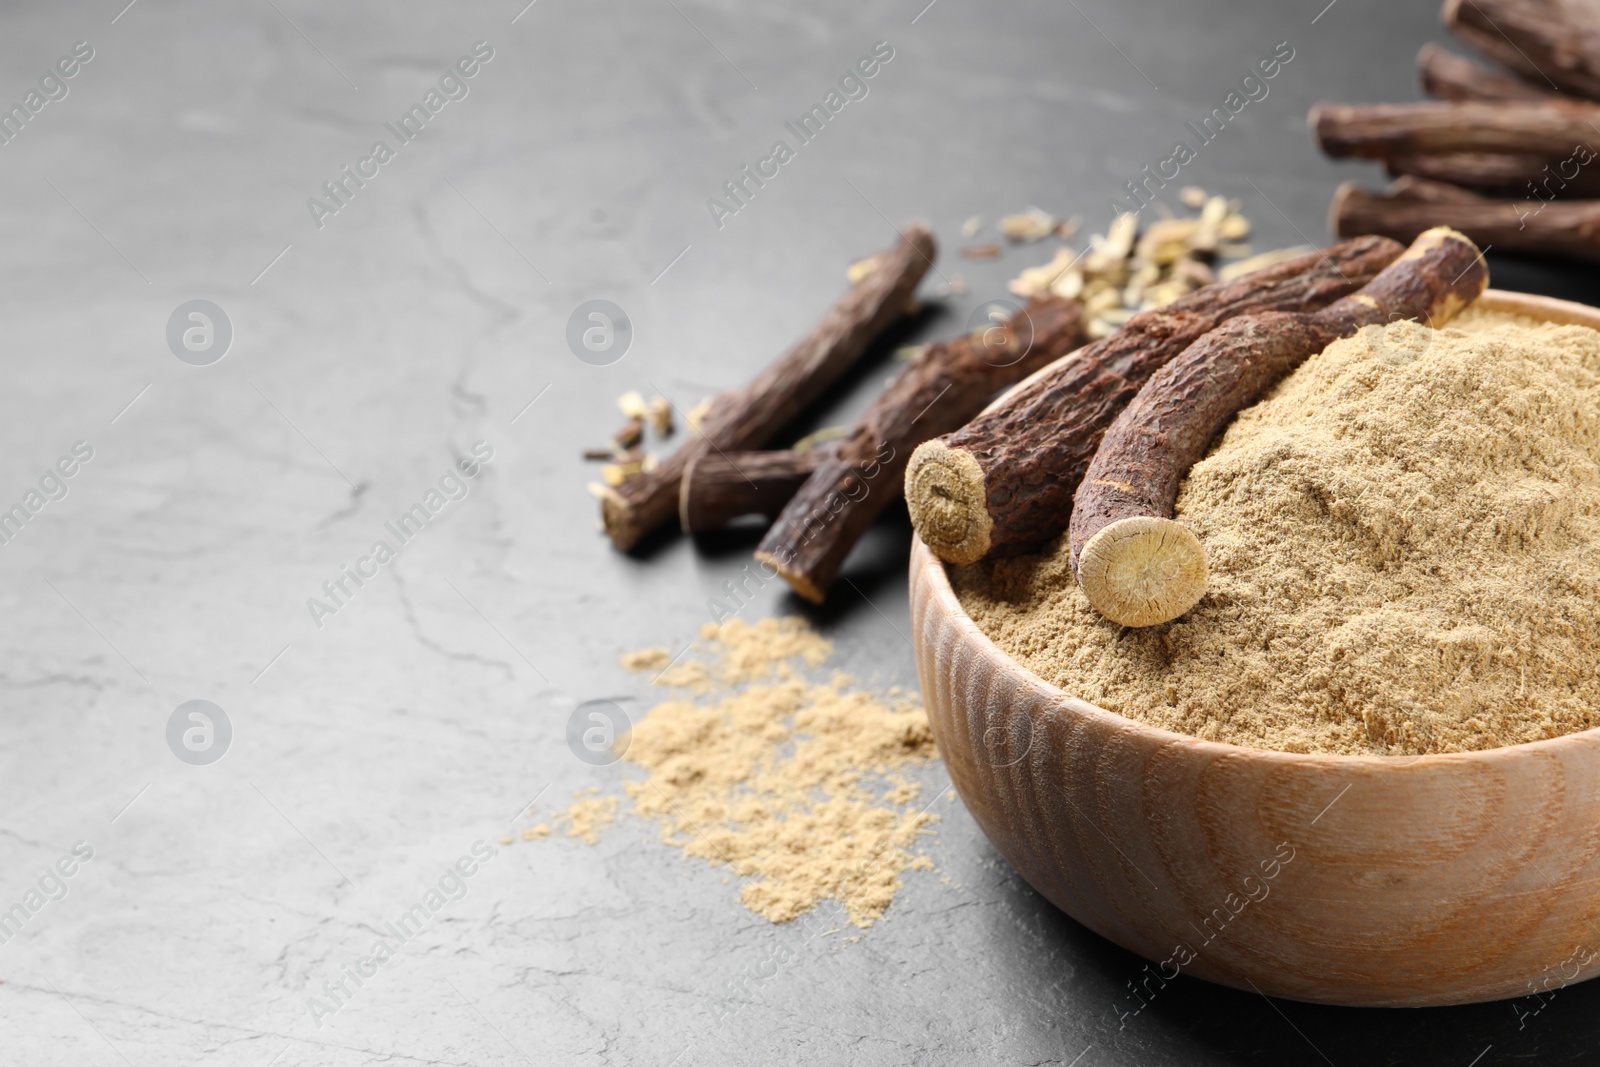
539, 618, 941, 928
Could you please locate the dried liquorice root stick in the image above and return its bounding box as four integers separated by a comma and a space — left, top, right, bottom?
1333, 177, 1600, 262
1381, 151, 1600, 198
1312, 101, 1600, 159
1068, 227, 1487, 628
598, 223, 936, 550
1396, 50, 1599, 194
1416, 42, 1566, 104
679, 449, 830, 533
1442, 0, 1600, 103
755, 295, 1086, 602
903, 235, 1404, 566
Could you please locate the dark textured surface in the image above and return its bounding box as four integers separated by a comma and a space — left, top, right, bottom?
1, 1, 1597, 1063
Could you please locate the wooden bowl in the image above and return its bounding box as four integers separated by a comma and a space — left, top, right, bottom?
909, 290, 1600, 1007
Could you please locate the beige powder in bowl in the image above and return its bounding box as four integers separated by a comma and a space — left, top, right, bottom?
954, 308, 1600, 755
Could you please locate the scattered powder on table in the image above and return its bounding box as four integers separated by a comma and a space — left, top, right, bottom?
563, 792, 618, 845
618, 647, 671, 672
955, 309, 1600, 756
540, 617, 940, 927
499, 790, 614, 846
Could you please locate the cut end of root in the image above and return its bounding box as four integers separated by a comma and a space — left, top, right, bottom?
754, 550, 825, 604
1077, 516, 1208, 628
677, 457, 701, 534
1401, 224, 1472, 262
600, 489, 641, 551
904, 441, 993, 567
1396, 226, 1488, 325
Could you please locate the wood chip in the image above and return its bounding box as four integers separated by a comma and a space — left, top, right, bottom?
1106, 211, 1139, 257
961, 216, 983, 237
961, 243, 1003, 259
1141, 279, 1193, 308
1000, 195, 1260, 343
1216, 245, 1315, 283
1191, 195, 1230, 255
999, 208, 1058, 242
685, 397, 713, 432
847, 255, 882, 284
1085, 286, 1122, 316
614, 416, 644, 450
602, 460, 647, 486
1083, 212, 1138, 276
1135, 219, 1198, 266
647, 397, 673, 436
1008, 246, 1078, 297
618, 390, 648, 419
1173, 257, 1215, 289
1049, 268, 1084, 300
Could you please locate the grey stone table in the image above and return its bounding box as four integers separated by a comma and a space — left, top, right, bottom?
2, 1, 1596, 1064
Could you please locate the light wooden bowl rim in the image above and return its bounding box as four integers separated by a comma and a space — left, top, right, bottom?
920, 287, 1600, 769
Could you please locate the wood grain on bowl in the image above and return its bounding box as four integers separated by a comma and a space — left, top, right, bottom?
910, 290, 1600, 1007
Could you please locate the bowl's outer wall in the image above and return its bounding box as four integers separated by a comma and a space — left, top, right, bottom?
910, 290, 1600, 1008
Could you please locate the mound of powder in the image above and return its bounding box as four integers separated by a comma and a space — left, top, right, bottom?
955, 308, 1600, 755
531, 617, 939, 926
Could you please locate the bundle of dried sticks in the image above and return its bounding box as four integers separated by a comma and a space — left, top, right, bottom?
595, 223, 1096, 602
596, 219, 1439, 611
1314, 0, 1600, 260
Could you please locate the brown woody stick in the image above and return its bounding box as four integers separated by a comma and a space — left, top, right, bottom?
1382, 150, 1600, 197
755, 296, 1087, 602
598, 224, 937, 550
679, 449, 830, 533
1068, 227, 1487, 628
1387, 48, 1599, 195
1333, 177, 1600, 262
903, 236, 1405, 566
1417, 42, 1566, 104
1443, 0, 1600, 102
1312, 101, 1600, 159
1370, 174, 1498, 204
